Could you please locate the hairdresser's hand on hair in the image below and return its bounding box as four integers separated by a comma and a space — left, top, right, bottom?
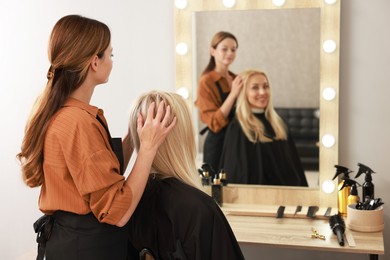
137, 102, 177, 154
230, 75, 243, 99
220, 75, 243, 118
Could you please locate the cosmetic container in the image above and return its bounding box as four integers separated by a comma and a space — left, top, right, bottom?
347, 204, 384, 232
201, 171, 211, 186
211, 178, 223, 207
333, 165, 353, 216
362, 172, 375, 200
347, 184, 360, 206
354, 163, 375, 200
218, 169, 228, 186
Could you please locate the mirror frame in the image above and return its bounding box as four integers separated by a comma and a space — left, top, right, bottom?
174, 0, 340, 208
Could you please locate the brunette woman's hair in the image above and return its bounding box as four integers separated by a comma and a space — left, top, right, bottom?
17, 15, 111, 187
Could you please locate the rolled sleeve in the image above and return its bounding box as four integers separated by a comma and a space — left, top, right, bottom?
78, 149, 132, 225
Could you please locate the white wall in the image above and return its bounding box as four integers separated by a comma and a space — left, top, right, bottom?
1, 0, 389, 259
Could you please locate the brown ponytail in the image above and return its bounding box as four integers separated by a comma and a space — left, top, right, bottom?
17, 15, 111, 187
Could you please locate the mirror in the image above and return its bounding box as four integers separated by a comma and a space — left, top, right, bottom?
174, 0, 340, 208
194, 8, 321, 188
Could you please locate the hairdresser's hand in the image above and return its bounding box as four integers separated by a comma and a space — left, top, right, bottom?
230, 75, 243, 99
137, 102, 177, 153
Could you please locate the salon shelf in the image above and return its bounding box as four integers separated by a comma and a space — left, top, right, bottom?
221, 203, 337, 220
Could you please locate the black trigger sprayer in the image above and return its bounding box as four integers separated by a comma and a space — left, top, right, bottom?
342, 179, 361, 206
354, 163, 376, 201
332, 165, 354, 216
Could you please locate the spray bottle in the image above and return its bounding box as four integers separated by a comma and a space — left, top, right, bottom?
345, 179, 361, 206
333, 165, 353, 216
218, 168, 228, 186
354, 163, 376, 200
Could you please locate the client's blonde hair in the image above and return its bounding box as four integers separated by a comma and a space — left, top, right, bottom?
129, 90, 201, 189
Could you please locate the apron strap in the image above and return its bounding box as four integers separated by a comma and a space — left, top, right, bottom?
96, 115, 124, 175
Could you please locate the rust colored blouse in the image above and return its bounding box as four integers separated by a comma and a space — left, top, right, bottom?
195, 70, 236, 133
40, 98, 132, 225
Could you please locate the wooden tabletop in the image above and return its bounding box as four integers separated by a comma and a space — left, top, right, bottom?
222, 204, 384, 255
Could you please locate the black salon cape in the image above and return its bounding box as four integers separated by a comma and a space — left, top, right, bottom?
220, 113, 308, 186
127, 178, 244, 260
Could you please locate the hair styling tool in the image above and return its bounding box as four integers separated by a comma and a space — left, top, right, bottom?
329, 214, 345, 246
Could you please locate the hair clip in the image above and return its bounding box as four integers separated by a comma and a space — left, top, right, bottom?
47, 71, 54, 80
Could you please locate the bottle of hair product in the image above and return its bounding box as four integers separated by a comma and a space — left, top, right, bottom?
211, 178, 223, 207
201, 170, 211, 186
354, 163, 376, 200
219, 168, 228, 186
362, 173, 374, 199
333, 165, 353, 217
347, 184, 360, 206
338, 182, 350, 216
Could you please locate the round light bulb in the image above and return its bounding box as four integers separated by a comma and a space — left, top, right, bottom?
322, 179, 336, 194
176, 87, 189, 99
272, 0, 286, 7
175, 0, 188, 9
176, 42, 188, 55
323, 40, 337, 53
223, 0, 236, 8
322, 87, 336, 101
322, 134, 335, 148
324, 0, 337, 5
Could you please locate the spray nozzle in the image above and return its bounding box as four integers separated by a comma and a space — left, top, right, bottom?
354, 162, 375, 179
339, 178, 361, 191
332, 165, 353, 180
198, 163, 216, 177
340, 178, 362, 190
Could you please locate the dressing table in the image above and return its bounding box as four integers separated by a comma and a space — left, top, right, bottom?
200, 185, 385, 259
223, 209, 384, 260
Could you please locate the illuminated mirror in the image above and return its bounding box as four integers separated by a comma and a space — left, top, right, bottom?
174, 0, 340, 208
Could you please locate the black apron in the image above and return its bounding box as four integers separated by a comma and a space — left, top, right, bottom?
34, 115, 127, 260
45, 211, 128, 260
202, 81, 235, 177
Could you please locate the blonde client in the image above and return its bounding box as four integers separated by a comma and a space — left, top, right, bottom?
127, 91, 244, 260
220, 69, 308, 186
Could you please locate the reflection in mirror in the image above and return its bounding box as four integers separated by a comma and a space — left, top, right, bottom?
174, 0, 340, 208
193, 8, 321, 187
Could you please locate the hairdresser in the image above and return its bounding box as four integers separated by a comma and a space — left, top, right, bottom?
195, 31, 243, 175
17, 15, 175, 259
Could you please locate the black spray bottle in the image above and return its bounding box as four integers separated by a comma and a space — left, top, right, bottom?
354, 163, 376, 200
333, 165, 353, 216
